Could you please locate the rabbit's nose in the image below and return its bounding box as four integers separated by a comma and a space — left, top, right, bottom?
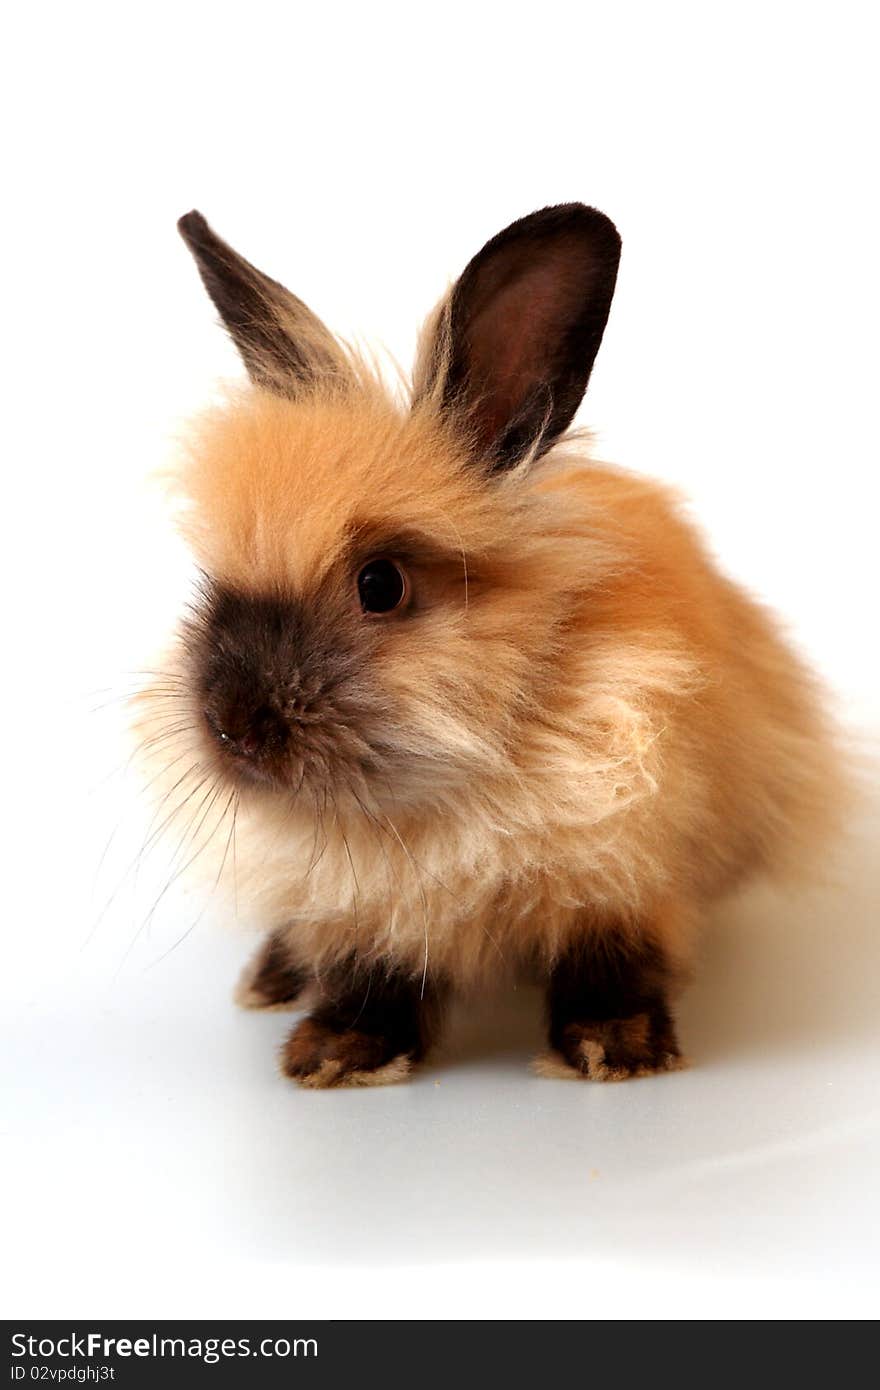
206, 701, 288, 761
232, 705, 288, 759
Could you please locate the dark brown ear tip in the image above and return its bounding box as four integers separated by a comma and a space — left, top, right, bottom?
177, 210, 210, 249
532, 202, 622, 254
466, 203, 622, 282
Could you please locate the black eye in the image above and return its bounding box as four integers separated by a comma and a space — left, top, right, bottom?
357, 558, 407, 614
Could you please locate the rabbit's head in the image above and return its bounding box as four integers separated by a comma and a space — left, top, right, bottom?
173, 206, 620, 815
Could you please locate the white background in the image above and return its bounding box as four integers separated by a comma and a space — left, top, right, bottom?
2, 1, 878, 1320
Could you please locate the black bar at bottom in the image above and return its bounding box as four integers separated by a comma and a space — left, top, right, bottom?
2, 1318, 851, 1386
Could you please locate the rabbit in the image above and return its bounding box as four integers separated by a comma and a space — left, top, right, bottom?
140, 202, 844, 1088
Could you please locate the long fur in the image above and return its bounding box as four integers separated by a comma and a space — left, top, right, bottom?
138, 366, 845, 992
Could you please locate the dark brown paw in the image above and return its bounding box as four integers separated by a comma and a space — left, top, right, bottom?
538, 1011, 685, 1082
280, 1017, 414, 1089
235, 934, 307, 1012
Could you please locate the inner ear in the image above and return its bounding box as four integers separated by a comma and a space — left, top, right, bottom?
424, 204, 621, 470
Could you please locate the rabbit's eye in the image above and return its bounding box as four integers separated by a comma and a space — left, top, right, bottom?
357, 558, 407, 614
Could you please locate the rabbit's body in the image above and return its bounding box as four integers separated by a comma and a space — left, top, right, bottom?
144, 205, 842, 1085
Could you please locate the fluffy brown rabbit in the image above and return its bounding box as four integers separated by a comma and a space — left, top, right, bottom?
143, 203, 842, 1087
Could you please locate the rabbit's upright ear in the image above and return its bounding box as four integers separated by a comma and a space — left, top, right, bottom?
178, 212, 353, 396
415, 204, 621, 470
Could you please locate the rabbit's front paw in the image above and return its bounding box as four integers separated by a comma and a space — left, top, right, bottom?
539, 1010, 685, 1081
280, 1017, 414, 1088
